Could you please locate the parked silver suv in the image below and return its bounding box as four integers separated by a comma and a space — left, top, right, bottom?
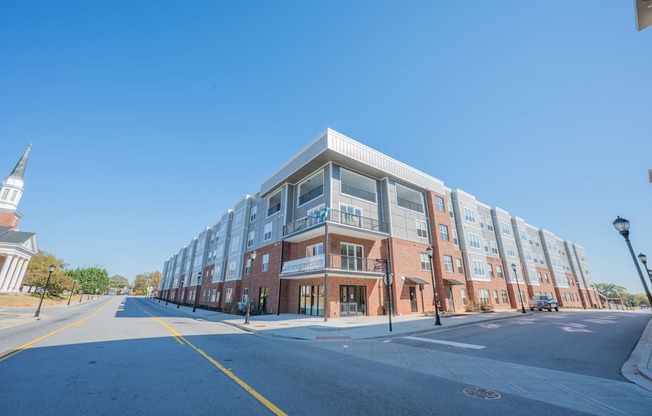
528, 295, 559, 312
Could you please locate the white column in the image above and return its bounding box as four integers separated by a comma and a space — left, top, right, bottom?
0, 255, 12, 291
0, 255, 17, 292
9, 258, 28, 293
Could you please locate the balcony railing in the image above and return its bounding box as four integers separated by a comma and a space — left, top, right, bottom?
283, 208, 389, 236
298, 185, 324, 206
397, 196, 424, 213
341, 183, 376, 203
281, 254, 386, 275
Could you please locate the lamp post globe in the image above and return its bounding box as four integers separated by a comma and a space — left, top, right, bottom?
425, 245, 442, 326
638, 253, 652, 288
612, 217, 652, 307
511, 263, 526, 314
35, 264, 56, 318
244, 251, 256, 325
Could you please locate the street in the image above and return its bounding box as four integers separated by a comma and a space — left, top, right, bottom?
0, 296, 649, 415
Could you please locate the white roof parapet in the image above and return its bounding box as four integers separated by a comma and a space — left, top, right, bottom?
453, 188, 476, 199
493, 206, 510, 216
260, 128, 446, 196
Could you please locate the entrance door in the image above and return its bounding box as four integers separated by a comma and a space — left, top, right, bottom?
409, 287, 418, 312
446, 287, 455, 312
340, 285, 367, 317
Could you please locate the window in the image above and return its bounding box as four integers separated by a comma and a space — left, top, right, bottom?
479, 289, 490, 301
435, 196, 445, 212
438, 224, 449, 241
247, 231, 254, 248
486, 220, 494, 231
245, 258, 252, 275
490, 241, 499, 254
226, 261, 237, 278
298, 171, 324, 206
9, 190, 17, 201
233, 212, 243, 229
502, 222, 511, 235
340, 168, 376, 203
483, 239, 489, 252
443, 255, 453, 272
456, 258, 463, 274
230, 235, 240, 253
496, 265, 503, 278
420, 253, 431, 270
478, 217, 484, 228
1, 188, 8, 200
217, 244, 224, 258
267, 190, 282, 216
507, 244, 516, 257
469, 233, 480, 249
452, 230, 459, 246
396, 183, 424, 212
250, 206, 257, 222
242, 287, 249, 303
488, 263, 494, 278
264, 223, 272, 241
416, 220, 428, 239
525, 250, 532, 261
448, 203, 454, 218
473, 260, 485, 276
341, 243, 363, 271
306, 243, 323, 257
464, 208, 476, 223
225, 288, 233, 304
340, 204, 362, 225
461, 289, 467, 305
501, 290, 508, 304
493, 290, 500, 304
262, 254, 269, 272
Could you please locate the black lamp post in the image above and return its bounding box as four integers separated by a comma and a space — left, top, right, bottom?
425, 245, 442, 326
67, 279, 77, 306
165, 281, 172, 306
193, 272, 202, 313
637, 253, 652, 289
244, 251, 256, 325
511, 263, 526, 314
35, 264, 56, 318
177, 277, 184, 308
613, 216, 652, 307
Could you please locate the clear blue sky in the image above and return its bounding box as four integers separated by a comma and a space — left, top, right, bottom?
1, 1, 650, 291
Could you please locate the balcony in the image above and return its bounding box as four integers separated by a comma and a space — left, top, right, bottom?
280, 254, 386, 278
283, 208, 389, 242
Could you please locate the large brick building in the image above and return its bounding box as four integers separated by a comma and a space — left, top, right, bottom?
159, 129, 598, 317
0, 145, 38, 293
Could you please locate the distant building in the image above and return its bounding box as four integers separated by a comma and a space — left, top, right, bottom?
159, 129, 597, 317
0, 146, 38, 293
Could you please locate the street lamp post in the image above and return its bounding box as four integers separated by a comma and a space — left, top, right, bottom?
425, 245, 442, 326
637, 253, 652, 289
35, 265, 56, 318
511, 263, 526, 314
165, 281, 172, 306
193, 272, 202, 313
613, 217, 652, 307
244, 251, 256, 325
177, 277, 184, 308
67, 279, 77, 306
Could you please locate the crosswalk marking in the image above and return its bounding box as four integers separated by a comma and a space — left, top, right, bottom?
404, 336, 486, 349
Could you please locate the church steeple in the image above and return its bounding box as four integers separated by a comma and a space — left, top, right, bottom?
0, 145, 31, 228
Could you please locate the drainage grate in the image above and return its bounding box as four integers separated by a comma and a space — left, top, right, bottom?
462, 387, 502, 400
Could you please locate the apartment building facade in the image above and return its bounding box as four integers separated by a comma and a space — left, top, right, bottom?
159, 129, 598, 317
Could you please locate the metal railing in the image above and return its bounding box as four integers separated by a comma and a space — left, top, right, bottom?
283, 208, 389, 236
281, 254, 385, 274
341, 183, 376, 203
397, 197, 423, 213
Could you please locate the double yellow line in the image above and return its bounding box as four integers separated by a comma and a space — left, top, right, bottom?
0, 301, 111, 362
139, 304, 287, 416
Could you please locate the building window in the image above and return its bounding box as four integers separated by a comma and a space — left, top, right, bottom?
502, 222, 511, 235
245, 258, 252, 275
233, 212, 243, 229
464, 208, 476, 223
486, 219, 494, 231
473, 260, 485, 276
490, 241, 499, 254
230, 235, 241, 253
443, 255, 453, 272
456, 258, 463, 274
9, 190, 17, 201
396, 183, 424, 212
448, 203, 454, 218
479, 289, 490, 301
242, 287, 249, 303
461, 289, 467, 305
469, 233, 480, 249
226, 261, 237, 278
496, 265, 503, 278
247, 231, 254, 248
435, 196, 445, 212
267, 190, 282, 216
493, 290, 500, 304
341, 243, 364, 271
306, 243, 323, 257
340, 168, 376, 203
298, 171, 324, 206
264, 223, 272, 241
501, 290, 508, 304
439, 224, 449, 241
250, 206, 257, 223
262, 254, 269, 272
225, 288, 233, 304
507, 244, 516, 257
452, 230, 459, 246
420, 253, 431, 270
416, 220, 428, 239
340, 204, 362, 226
483, 239, 489, 252
488, 263, 494, 278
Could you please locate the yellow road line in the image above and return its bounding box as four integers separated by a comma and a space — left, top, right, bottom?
0, 301, 112, 362
138, 303, 287, 416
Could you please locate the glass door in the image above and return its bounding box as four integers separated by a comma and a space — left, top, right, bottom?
340, 285, 367, 317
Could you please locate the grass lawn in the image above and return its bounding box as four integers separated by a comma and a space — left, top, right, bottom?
0, 293, 69, 307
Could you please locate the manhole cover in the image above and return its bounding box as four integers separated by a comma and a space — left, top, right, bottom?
462, 387, 502, 400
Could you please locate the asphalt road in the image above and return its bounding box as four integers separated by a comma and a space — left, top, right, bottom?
391, 311, 651, 380
0, 296, 596, 416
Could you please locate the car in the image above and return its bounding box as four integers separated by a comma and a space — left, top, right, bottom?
528, 295, 559, 312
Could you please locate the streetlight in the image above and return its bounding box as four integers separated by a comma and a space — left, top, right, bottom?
193, 272, 202, 313
425, 245, 442, 326
637, 253, 652, 288
35, 265, 56, 318
511, 263, 526, 314
177, 277, 184, 308
613, 216, 652, 307
67, 279, 77, 306
165, 281, 172, 306
244, 251, 256, 325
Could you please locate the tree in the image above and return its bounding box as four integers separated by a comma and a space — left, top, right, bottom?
68, 267, 110, 296
132, 271, 161, 295
595, 283, 627, 299
24, 250, 71, 297
110, 275, 130, 290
